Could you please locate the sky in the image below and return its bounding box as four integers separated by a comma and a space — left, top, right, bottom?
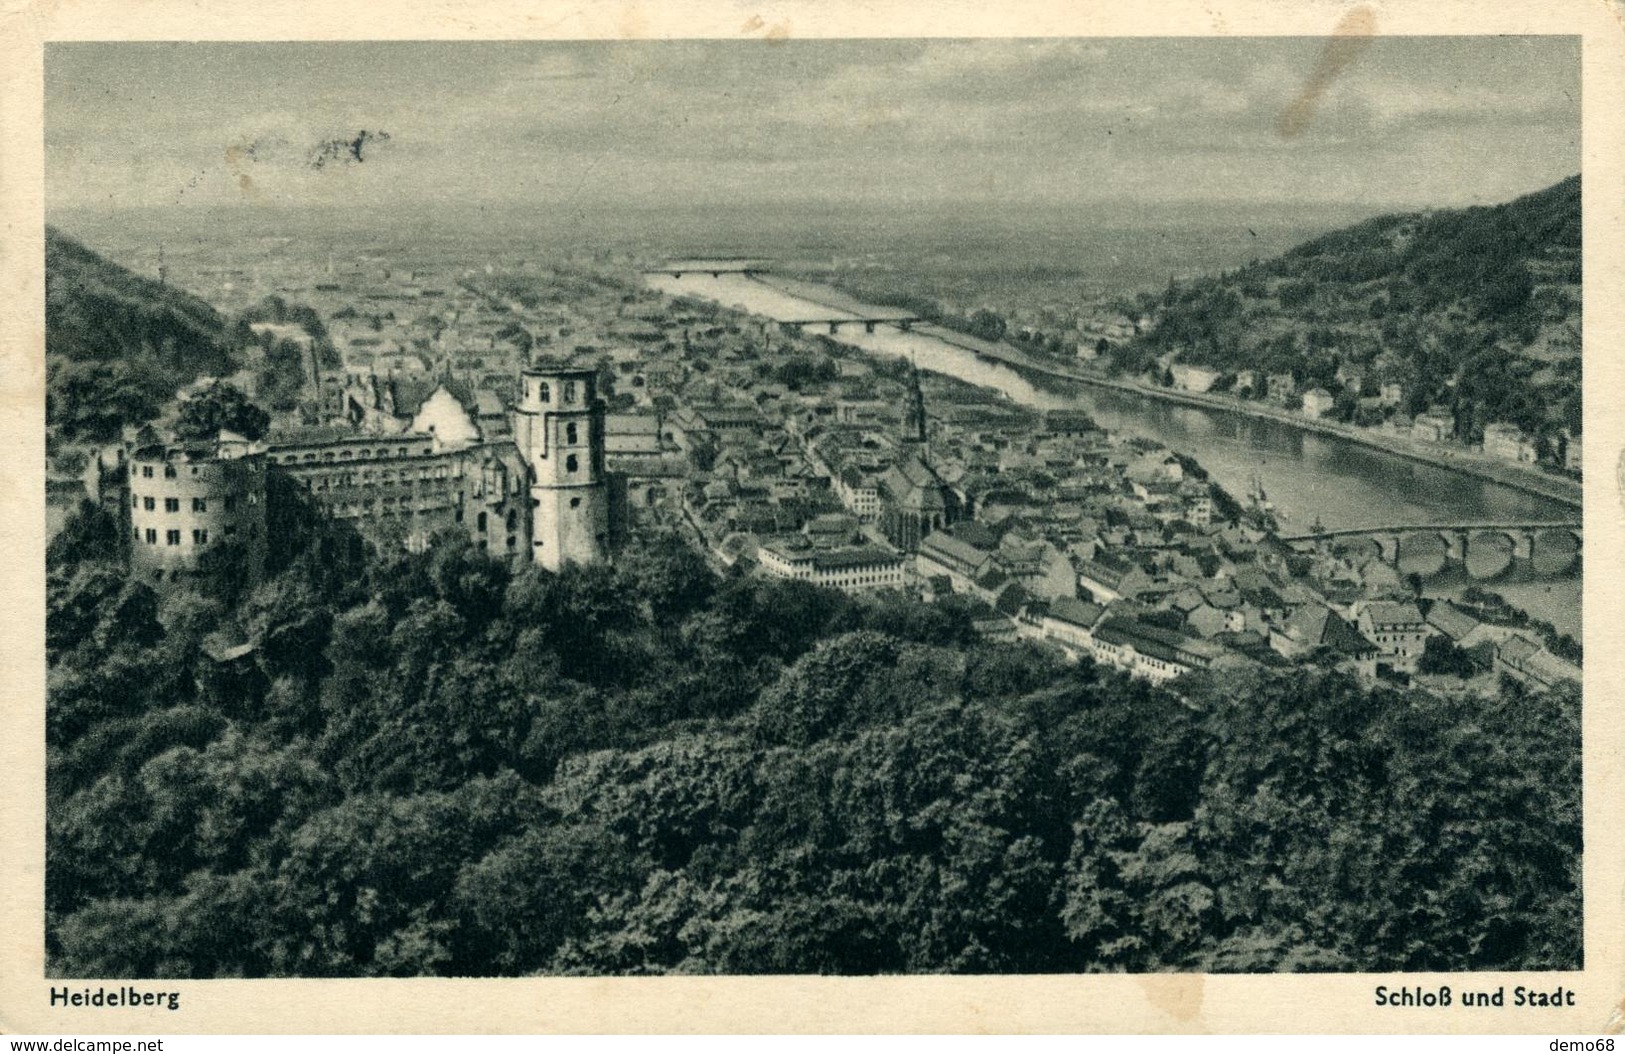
44, 37, 1581, 216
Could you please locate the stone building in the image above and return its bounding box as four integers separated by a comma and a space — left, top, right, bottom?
265, 429, 532, 559
514, 366, 610, 571
126, 431, 269, 584
115, 363, 618, 586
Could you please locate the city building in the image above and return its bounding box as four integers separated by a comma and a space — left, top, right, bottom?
1089, 617, 1223, 685
757, 538, 907, 592
1300, 388, 1336, 420
1351, 599, 1431, 673
1482, 422, 1538, 464
1411, 410, 1455, 443
1170, 363, 1221, 393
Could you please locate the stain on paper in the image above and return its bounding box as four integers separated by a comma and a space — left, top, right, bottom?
1277, 6, 1377, 139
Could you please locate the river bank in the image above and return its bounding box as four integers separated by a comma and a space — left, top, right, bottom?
754, 275, 1582, 511
652, 267, 1581, 637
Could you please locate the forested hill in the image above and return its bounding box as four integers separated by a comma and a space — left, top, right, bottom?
46, 500, 1581, 977
1126, 176, 1581, 442
46, 227, 243, 440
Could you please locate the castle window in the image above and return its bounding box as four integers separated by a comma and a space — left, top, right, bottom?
166, 529, 181, 546
566, 422, 578, 445
164, 497, 180, 513
564, 381, 576, 403
192, 497, 207, 512
145, 528, 157, 544
164, 465, 177, 479
566, 454, 579, 473
570, 497, 581, 508
142, 496, 155, 511
142, 466, 153, 478
192, 529, 208, 545
506, 535, 516, 550
477, 511, 487, 532
539, 383, 551, 403
506, 509, 517, 529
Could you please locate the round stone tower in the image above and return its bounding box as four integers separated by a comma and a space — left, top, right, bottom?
514, 366, 609, 570
126, 436, 268, 585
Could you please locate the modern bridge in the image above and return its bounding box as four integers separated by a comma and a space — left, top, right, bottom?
642, 262, 768, 279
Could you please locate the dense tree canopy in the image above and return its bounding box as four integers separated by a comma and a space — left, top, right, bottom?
172, 382, 271, 442
46, 505, 1581, 977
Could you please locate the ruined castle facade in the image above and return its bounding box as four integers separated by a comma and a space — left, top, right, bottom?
118, 366, 616, 585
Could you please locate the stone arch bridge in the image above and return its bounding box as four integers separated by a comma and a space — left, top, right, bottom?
1279, 521, 1582, 579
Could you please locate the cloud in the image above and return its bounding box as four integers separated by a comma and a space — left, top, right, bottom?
44, 38, 1580, 213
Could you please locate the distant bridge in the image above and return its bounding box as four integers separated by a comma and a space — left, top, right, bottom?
773, 314, 923, 334
643, 263, 767, 279
1280, 521, 1582, 578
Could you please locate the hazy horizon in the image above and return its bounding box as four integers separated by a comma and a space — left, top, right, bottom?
47, 38, 1579, 218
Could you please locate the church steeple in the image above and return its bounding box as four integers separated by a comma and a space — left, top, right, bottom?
903, 359, 929, 453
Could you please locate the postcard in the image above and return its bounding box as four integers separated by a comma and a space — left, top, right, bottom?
1, 0, 1620, 1035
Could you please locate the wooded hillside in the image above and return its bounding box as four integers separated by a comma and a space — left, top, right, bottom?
1122, 177, 1581, 442
47, 502, 1581, 977
45, 227, 247, 441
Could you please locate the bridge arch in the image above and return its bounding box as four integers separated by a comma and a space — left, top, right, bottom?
1465, 530, 1516, 580
1395, 531, 1451, 576
1532, 528, 1581, 575
1331, 536, 1383, 563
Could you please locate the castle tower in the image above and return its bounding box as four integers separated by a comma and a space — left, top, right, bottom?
514, 366, 609, 570
126, 435, 268, 586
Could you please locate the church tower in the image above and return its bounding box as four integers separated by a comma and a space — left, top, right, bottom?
902, 360, 930, 459
514, 366, 609, 570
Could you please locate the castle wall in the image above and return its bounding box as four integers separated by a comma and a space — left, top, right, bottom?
267, 432, 531, 559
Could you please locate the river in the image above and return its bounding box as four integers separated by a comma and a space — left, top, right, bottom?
646, 270, 1581, 638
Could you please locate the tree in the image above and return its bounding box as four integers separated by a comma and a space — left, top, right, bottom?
173, 382, 270, 442
751, 631, 904, 747
47, 359, 169, 441
1417, 634, 1482, 677
967, 308, 1007, 343
48, 499, 122, 571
